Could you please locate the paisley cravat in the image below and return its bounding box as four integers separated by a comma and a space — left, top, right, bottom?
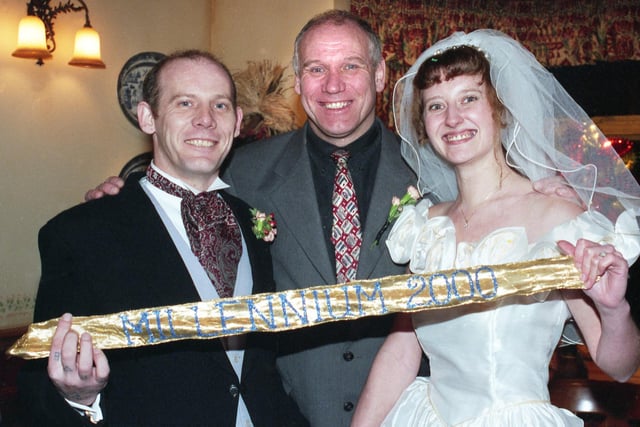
146, 167, 241, 298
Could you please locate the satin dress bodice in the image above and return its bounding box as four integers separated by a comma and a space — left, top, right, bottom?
381, 201, 639, 426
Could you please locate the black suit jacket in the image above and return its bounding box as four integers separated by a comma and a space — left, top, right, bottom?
18, 175, 307, 427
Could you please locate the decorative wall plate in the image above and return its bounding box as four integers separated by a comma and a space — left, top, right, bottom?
117, 51, 166, 127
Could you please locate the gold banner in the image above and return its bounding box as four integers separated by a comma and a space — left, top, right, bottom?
8, 256, 583, 360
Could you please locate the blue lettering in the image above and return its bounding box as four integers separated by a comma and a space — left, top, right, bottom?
151, 310, 167, 340
192, 305, 219, 338
216, 300, 244, 335
353, 281, 387, 315
428, 273, 452, 305
475, 266, 498, 298
311, 290, 324, 323
451, 270, 474, 301
165, 308, 187, 339
325, 287, 353, 319
247, 295, 276, 331
120, 312, 155, 345
279, 291, 308, 327
406, 275, 429, 309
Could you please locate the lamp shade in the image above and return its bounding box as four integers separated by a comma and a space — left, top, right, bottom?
12, 15, 52, 60
68, 26, 105, 68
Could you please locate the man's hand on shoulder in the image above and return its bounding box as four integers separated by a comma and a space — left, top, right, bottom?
532, 175, 584, 208
84, 176, 125, 201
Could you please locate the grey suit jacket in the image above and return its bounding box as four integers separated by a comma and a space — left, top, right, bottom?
223, 120, 415, 426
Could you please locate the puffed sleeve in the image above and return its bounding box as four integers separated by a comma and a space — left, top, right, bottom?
544, 210, 640, 264
385, 199, 431, 264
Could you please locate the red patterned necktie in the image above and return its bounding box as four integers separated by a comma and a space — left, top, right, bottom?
146, 167, 241, 298
330, 150, 362, 283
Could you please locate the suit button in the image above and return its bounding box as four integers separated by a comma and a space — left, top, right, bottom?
343, 351, 354, 361
343, 401, 354, 412
229, 384, 240, 398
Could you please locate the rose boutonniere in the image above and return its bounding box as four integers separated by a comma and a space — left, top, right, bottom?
250, 208, 277, 242
372, 186, 421, 247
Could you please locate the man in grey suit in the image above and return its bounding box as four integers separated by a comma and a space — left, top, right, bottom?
86, 10, 417, 427
222, 11, 416, 426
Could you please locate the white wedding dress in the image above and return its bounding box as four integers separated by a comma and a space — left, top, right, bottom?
381, 200, 640, 426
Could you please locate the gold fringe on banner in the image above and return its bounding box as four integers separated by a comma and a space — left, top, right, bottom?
8, 256, 583, 360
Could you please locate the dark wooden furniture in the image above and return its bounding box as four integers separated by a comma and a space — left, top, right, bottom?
550, 379, 640, 426
1, 326, 27, 427
550, 345, 640, 427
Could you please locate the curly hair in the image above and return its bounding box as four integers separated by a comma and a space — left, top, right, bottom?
411, 45, 506, 145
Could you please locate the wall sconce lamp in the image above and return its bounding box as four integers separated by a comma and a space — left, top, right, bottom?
12, 0, 105, 68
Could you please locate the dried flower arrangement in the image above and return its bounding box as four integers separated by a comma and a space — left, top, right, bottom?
233, 60, 298, 144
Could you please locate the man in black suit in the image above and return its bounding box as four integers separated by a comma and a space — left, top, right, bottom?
84, 11, 418, 426
18, 50, 307, 427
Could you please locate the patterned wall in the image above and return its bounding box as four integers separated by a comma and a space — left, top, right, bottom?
351, 0, 640, 127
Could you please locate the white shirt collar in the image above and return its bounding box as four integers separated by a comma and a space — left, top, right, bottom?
149, 161, 230, 194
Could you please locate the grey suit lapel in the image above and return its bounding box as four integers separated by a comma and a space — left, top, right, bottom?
257, 123, 412, 286
266, 128, 336, 285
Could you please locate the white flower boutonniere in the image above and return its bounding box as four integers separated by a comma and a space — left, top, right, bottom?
372, 186, 421, 247
250, 208, 277, 242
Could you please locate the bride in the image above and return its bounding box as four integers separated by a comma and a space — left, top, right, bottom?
352, 30, 640, 426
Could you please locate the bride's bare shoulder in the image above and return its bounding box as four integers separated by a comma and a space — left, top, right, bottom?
523, 189, 584, 226
429, 200, 454, 218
